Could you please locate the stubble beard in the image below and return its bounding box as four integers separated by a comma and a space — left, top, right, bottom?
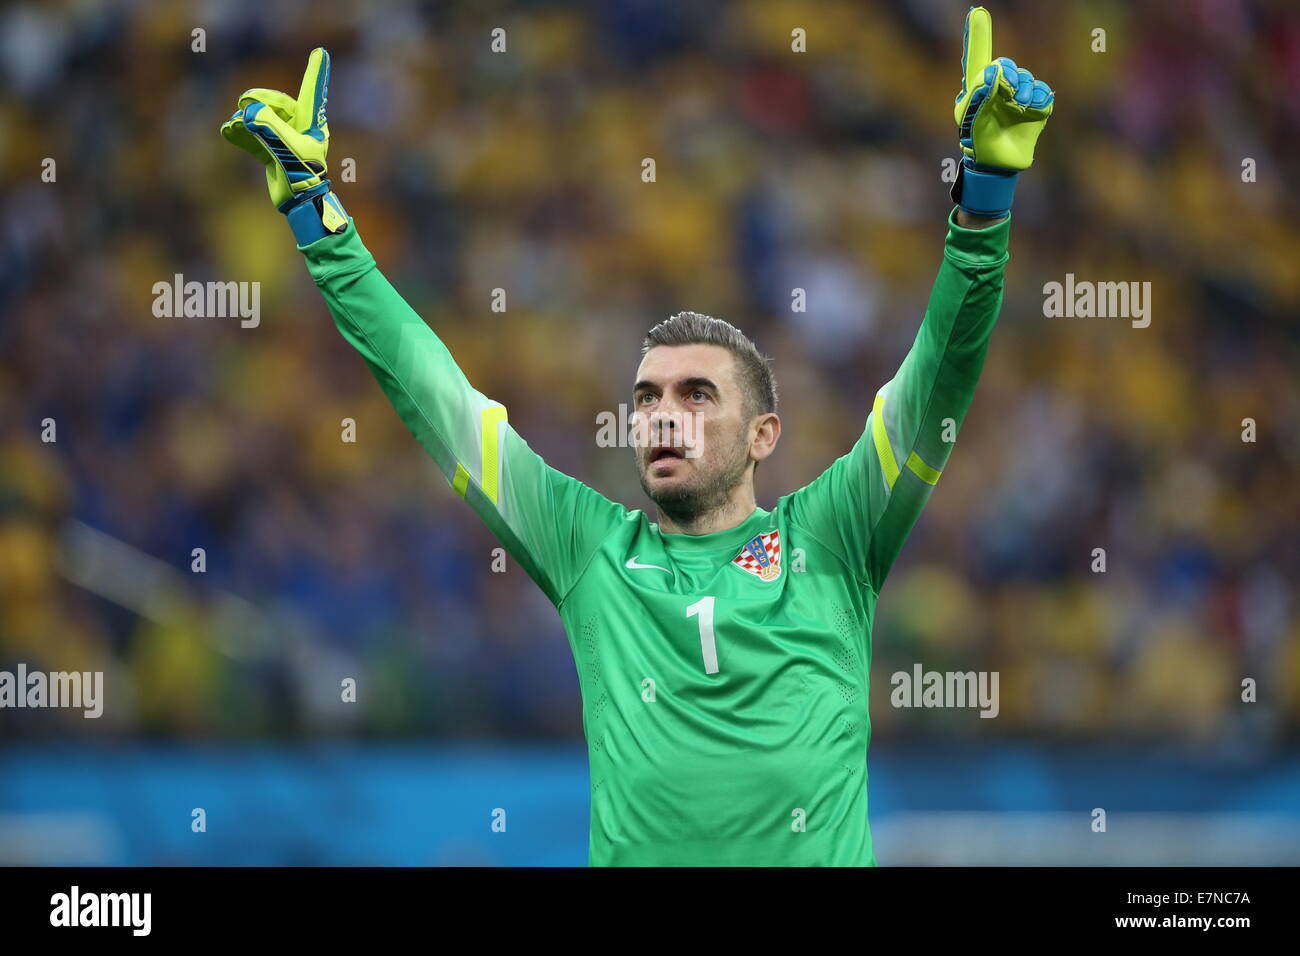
638, 429, 752, 526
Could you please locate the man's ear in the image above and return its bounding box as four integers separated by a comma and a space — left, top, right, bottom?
750, 412, 781, 463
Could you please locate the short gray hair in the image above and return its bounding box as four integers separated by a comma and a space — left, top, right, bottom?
641, 311, 778, 420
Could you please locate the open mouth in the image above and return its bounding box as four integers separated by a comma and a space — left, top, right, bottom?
650, 447, 685, 464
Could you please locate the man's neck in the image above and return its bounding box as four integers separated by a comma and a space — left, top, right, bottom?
658, 492, 758, 537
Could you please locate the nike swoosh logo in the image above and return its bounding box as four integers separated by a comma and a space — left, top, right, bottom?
625, 556, 671, 573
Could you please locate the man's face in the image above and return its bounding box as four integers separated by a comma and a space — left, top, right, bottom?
631, 344, 756, 522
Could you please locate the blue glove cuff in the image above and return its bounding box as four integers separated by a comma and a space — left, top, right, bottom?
952, 160, 1018, 218
279, 183, 349, 245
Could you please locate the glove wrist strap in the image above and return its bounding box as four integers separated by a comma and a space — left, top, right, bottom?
280, 184, 350, 246
951, 160, 1018, 218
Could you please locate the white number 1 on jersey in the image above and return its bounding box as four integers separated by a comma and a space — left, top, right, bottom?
686, 596, 719, 674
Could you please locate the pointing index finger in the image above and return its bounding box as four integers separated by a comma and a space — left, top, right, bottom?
295, 47, 330, 135
962, 7, 993, 93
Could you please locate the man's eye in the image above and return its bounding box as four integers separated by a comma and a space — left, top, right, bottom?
691, 391, 708, 402
638, 393, 655, 405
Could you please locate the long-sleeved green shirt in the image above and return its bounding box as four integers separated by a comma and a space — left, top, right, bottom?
300, 208, 1009, 865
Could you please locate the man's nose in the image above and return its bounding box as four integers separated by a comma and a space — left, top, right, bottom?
648, 408, 684, 433
643, 410, 684, 448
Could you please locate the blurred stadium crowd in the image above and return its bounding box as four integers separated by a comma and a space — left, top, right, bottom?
1, 0, 1296, 746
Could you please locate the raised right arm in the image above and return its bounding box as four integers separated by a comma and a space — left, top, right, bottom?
221, 49, 626, 607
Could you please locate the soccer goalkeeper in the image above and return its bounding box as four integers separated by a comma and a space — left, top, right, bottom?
221, 7, 1052, 865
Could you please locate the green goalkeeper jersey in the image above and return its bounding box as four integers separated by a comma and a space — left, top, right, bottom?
300, 209, 1009, 866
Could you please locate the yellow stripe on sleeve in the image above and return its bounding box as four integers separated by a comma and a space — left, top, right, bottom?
452, 463, 471, 499
905, 451, 942, 485
479, 405, 508, 505
871, 394, 901, 490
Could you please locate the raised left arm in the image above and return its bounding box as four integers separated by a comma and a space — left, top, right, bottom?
783, 6, 1053, 589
